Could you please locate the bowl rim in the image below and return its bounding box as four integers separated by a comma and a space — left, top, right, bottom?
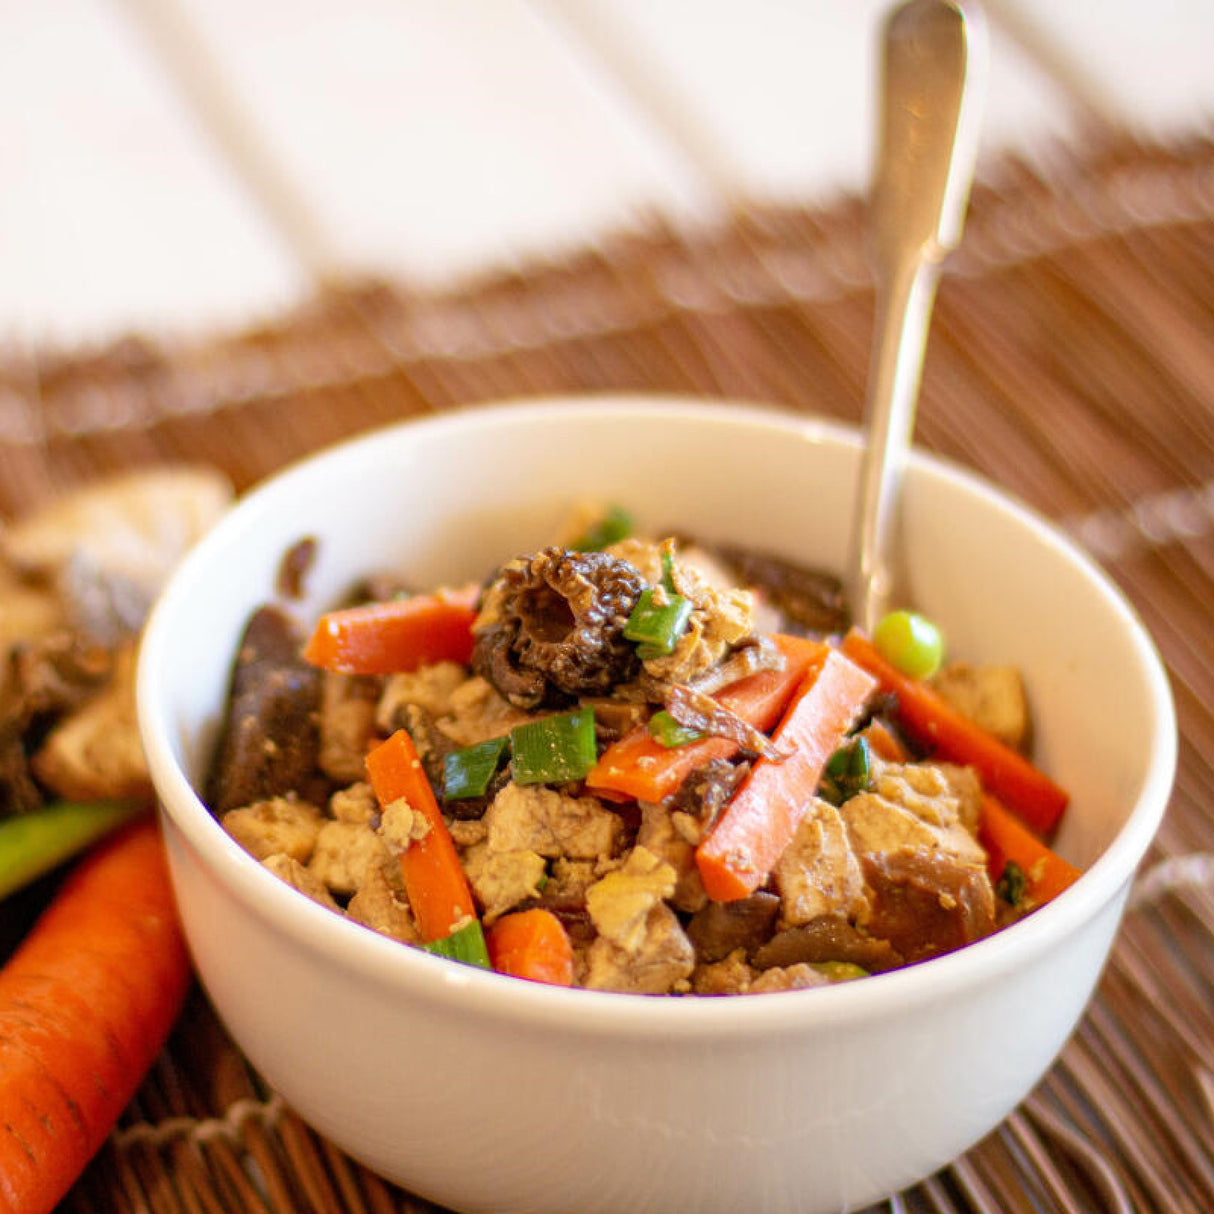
137, 393, 1178, 1039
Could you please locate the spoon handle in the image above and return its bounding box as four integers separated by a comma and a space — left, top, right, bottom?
850, 0, 987, 634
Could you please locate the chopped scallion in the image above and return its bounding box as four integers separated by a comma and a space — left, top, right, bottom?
819, 735, 872, 806
570, 505, 633, 552
624, 589, 693, 658
420, 919, 491, 969
647, 709, 704, 748
443, 736, 508, 800
811, 961, 868, 983
659, 549, 678, 594
996, 860, 1029, 907
510, 706, 598, 785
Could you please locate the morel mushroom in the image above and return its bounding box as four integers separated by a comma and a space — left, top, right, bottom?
472, 547, 646, 709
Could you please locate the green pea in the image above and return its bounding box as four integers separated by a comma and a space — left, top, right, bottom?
872, 610, 945, 680
812, 961, 868, 983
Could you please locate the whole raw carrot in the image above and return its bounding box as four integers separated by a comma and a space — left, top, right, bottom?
585, 634, 822, 803
303, 586, 478, 675
695, 648, 877, 901
0, 815, 191, 1214
486, 908, 575, 987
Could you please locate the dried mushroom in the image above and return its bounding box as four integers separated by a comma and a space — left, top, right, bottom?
472, 547, 645, 708
1, 465, 232, 644
32, 645, 151, 802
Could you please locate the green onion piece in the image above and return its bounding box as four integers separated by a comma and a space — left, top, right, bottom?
420, 919, 491, 969
819, 735, 873, 806
996, 860, 1029, 908
444, 736, 508, 800
0, 800, 143, 901
811, 961, 868, 983
659, 549, 678, 594
624, 589, 693, 658
510, 706, 598, 785
570, 506, 633, 552
647, 710, 704, 748
872, 609, 945, 680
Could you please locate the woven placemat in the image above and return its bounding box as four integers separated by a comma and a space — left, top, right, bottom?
7, 133, 1212, 1212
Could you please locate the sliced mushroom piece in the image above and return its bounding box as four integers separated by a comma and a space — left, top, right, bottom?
752, 915, 904, 974
31, 644, 150, 802
1, 466, 232, 644
685, 891, 780, 964
205, 605, 325, 816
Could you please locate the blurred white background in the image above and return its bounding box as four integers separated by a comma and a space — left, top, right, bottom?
2, 0, 1212, 344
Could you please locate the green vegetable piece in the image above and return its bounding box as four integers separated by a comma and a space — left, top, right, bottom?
647, 710, 704, 749
624, 589, 693, 658
872, 609, 945, 680
0, 800, 142, 901
659, 549, 678, 594
510, 706, 598, 785
996, 860, 1029, 907
570, 505, 633, 552
420, 919, 491, 969
819, 736, 873, 806
444, 736, 508, 800
812, 961, 869, 983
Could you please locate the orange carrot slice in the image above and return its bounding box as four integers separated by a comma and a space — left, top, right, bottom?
365, 729, 477, 942
978, 794, 1082, 907
0, 817, 191, 1214
486, 908, 575, 987
695, 648, 877, 902
841, 629, 1070, 838
585, 634, 822, 804
303, 586, 478, 675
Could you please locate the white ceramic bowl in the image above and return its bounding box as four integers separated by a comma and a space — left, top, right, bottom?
138, 397, 1176, 1214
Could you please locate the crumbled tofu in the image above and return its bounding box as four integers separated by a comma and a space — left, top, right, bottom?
318, 672, 378, 783
773, 799, 869, 927
930, 661, 1031, 752
376, 661, 467, 732
449, 817, 488, 848
378, 796, 431, 855
485, 782, 621, 860
463, 843, 547, 922
307, 820, 391, 897
438, 676, 534, 747
347, 861, 419, 943
586, 846, 677, 951
691, 948, 755, 996
637, 803, 707, 914
584, 902, 695, 994
222, 796, 323, 863
842, 761, 986, 867
262, 853, 339, 910
330, 781, 379, 825
544, 857, 601, 903
748, 964, 828, 994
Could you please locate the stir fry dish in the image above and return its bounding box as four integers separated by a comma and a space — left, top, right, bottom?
205, 507, 1082, 995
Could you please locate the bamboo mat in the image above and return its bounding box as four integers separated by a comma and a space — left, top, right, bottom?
6, 132, 1213, 1212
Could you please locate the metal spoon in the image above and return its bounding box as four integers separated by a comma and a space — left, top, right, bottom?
849, 0, 987, 633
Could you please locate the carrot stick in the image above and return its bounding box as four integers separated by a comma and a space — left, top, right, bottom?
855, 719, 907, 763
841, 629, 1070, 838
303, 586, 478, 675
978, 795, 1082, 907
695, 648, 877, 902
365, 729, 477, 942
486, 908, 575, 987
585, 634, 822, 803
0, 816, 191, 1214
